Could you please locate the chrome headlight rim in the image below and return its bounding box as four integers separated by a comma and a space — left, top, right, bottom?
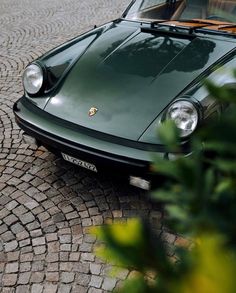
164, 99, 200, 138
22, 63, 46, 96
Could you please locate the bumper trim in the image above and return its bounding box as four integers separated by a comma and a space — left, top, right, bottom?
14, 99, 158, 175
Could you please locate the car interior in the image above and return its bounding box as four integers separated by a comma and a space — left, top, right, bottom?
127, 0, 236, 22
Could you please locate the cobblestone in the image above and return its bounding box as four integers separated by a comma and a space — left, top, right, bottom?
31, 284, 43, 293
0, 0, 177, 291
18, 272, 31, 285
102, 277, 117, 291
5, 262, 19, 273
89, 275, 103, 288
4, 240, 18, 252
2, 274, 18, 286
61, 272, 75, 284
90, 264, 102, 275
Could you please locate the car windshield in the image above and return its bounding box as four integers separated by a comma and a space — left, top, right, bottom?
124, 0, 236, 24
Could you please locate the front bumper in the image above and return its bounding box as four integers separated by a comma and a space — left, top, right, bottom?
13, 97, 166, 176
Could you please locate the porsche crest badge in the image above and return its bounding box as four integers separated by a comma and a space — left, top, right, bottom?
88, 107, 98, 117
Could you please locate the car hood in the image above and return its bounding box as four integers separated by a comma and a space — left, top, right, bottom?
44, 22, 235, 141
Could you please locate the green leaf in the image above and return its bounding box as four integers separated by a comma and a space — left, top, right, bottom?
215, 179, 233, 194
158, 120, 180, 152
152, 156, 180, 180
205, 80, 236, 103
152, 189, 179, 202
166, 204, 188, 221
115, 276, 153, 293
210, 159, 236, 173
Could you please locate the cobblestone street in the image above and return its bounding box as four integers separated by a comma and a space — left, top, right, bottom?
0, 1, 177, 292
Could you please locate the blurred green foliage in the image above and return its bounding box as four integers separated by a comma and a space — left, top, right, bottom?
93, 73, 236, 292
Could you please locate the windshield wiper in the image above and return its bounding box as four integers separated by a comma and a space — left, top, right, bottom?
141, 26, 195, 38
176, 19, 222, 25
140, 20, 205, 36
146, 19, 236, 37
217, 24, 236, 29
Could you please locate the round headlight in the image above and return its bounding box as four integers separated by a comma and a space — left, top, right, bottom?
166, 100, 199, 137
23, 64, 43, 95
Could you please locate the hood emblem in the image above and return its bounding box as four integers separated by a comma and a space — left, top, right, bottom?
88, 107, 98, 117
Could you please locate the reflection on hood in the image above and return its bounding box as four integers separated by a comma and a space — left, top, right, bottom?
102, 33, 215, 77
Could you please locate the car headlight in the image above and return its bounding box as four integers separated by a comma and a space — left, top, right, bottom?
23, 64, 44, 95
166, 100, 199, 137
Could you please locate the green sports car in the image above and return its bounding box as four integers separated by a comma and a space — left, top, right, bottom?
14, 0, 236, 189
